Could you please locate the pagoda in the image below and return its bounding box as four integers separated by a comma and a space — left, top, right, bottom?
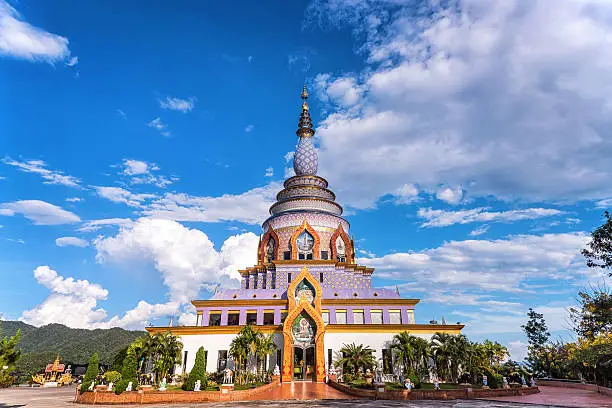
147, 86, 463, 382
32, 355, 73, 387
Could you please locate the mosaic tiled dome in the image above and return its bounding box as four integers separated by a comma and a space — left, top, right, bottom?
294, 137, 318, 176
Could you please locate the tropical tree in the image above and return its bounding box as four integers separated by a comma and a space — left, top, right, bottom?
582, 210, 612, 277
115, 348, 137, 394
229, 325, 276, 385
569, 283, 612, 340
182, 346, 207, 391
148, 332, 183, 384
521, 308, 550, 375
256, 333, 277, 376
431, 333, 453, 381
80, 353, 99, 392
0, 326, 21, 388
391, 331, 430, 379
335, 343, 376, 376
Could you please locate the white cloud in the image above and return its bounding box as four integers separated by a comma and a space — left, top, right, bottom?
436, 186, 463, 204
94, 218, 259, 304
0, 200, 80, 225
363, 232, 590, 294
507, 340, 528, 362
19, 265, 178, 329
65, 56, 78, 67
469, 224, 490, 237
245, 124, 255, 133
92, 186, 156, 207
55, 236, 89, 247
264, 166, 274, 177
143, 182, 280, 225
158, 96, 196, 113
393, 183, 419, 204
2, 158, 80, 187
0, 1, 71, 62
77, 218, 133, 232
20, 266, 108, 328
309, 0, 612, 209
146, 117, 170, 137
119, 159, 176, 188
418, 207, 564, 228
65, 197, 83, 203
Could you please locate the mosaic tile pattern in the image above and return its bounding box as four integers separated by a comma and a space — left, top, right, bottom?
271, 198, 342, 216
293, 137, 318, 176
264, 212, 349, 232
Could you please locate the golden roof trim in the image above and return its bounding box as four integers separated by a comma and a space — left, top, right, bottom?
191, 297, 420, 308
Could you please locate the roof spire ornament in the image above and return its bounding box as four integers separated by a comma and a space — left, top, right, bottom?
293, 84, 318, 176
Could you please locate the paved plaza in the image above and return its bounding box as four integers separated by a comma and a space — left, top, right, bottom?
2, 384, 610, 408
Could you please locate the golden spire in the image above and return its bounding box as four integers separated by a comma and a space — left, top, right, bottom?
296, 84, 314, 138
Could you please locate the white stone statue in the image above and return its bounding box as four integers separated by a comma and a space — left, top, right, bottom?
194, 380, 201, 391
404, 378, 413, 390
503, 377, 509, 389
88, 381, 95, 391
107, 382, 113, 391
530, 377, 536, 387
223, 368, 233, 384
433, 379, 440, 390
273, 365, 280, 376
126, 381, 133, 392
374, 367, 383, 384
159, 377, 167, 391
328, 365, 337, 376
482, 375, 488, 387
521, 375, 527, 387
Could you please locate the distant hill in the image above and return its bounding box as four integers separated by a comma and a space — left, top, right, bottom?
1, 320, 145, 379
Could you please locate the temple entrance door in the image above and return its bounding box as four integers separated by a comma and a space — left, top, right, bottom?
292, 346, 315, 382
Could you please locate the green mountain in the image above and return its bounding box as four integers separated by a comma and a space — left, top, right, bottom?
1, 320, 145, 379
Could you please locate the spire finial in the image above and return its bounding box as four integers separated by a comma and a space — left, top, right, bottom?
301, 84, 309, 100
296, 85, 314, 138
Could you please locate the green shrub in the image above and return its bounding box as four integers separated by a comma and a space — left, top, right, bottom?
0, 371, 14, 388
115, 349, 137, 395
407, 369, 421, 389
483, 369, 503, 389
182, 347, 207, 391
103, 370, 122, 384
80, 353, 99, 393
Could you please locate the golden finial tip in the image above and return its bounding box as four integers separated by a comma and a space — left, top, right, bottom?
301, 84, 309, 100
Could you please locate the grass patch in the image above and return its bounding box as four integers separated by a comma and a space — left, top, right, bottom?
233, 382, 267, 391
420, 383, 458, 390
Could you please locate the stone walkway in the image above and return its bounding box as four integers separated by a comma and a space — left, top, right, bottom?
483, 385, 612, 408
243, 382, 356, 400
2, 384, 609, 407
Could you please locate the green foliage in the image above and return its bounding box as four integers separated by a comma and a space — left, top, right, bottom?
111, 346, 128, 372
0, 371, 14, 388
229, 325, 277, 385
80, 353, 99, 393
182, 346, 207, 391
406, 369, 421, 389
103, 370, 122, 384
391, 332, 430, 380
0, 320, 143, 372
582, 211, 612, 277
521, 308, 550, 375
335, 343, 376, 376
115, 349, 137, 395
0, 324, 22, 388
147, 332, 183, 385
483, 368, 502, 389
569, 284, 612, 340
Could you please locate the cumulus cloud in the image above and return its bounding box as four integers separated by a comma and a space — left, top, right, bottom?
0, 200, 80, 225
20, 265, 179, 329
94, 218, 259, 304
92, 186, 157, 207
393, 183, 419, 204
436, 186, 463, 205
143, 182, 280, 225
55, 236, 88, 247
364, 232, 590, 294
2, 158, 80, 187
158, 96, 196, 113
0, 1, 71, 62
119, 159, 176, 188
308, 0, 612, 209
418, 207, 564, 228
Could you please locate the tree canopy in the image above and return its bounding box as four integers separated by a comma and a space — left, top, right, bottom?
582, 210, 612, 277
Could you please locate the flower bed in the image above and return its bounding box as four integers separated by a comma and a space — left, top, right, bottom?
329, 380, 539, 401
74, 379, 279, 405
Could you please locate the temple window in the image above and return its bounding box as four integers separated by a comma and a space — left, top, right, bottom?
196, 312, 202, 326
297, 230, 315, 259
263, 311, 275, 325
281, 310, 288, 323
321, 250, 328, 260
227, 312, 240, 326
271, 272, 276, 289
265, 237, 275, 262
319, 272, 324, 283
253, 274, 258, 289
283, 251, 291, 260
262, 274, 267, 289
336, 236, 346, 262
322, 310, 329, 324
209, 311, 221, 326
371, 310, 383, 324
382, 349, 393, 374
389, 309, 402, 324
328, 349, 333, 369
182, 351, 188, 373
336, 309, 347, 324
245, 277, 249, 289
288, 273, 292, 283
217, 350, 228, 372
353, 309, 364, 324
246, 312, 257, 325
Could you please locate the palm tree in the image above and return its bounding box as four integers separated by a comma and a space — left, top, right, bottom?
256, 333, 277, 378
149, 331, 183, 384
431, 332, 453, 382
391, 331, 431, 379
335, 343, 376, 376
229, 325, 273, 385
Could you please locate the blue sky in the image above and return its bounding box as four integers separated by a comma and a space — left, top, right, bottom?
1, 0, 611, 360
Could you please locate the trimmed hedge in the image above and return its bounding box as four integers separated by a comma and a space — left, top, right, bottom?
182, 346, 207, 391
80, 353, 99, 393
115, 349, 137, 394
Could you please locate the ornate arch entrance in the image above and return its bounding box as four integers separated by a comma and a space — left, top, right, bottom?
282, 266, 326, 382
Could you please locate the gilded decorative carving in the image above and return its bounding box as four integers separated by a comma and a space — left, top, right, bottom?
281, 266, 326, 382
258, 227, 280, 263
330, 224, 353, 263
289, 220, 321, 260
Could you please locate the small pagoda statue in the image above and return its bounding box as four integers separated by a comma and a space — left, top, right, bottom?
32, 355, 73, 387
